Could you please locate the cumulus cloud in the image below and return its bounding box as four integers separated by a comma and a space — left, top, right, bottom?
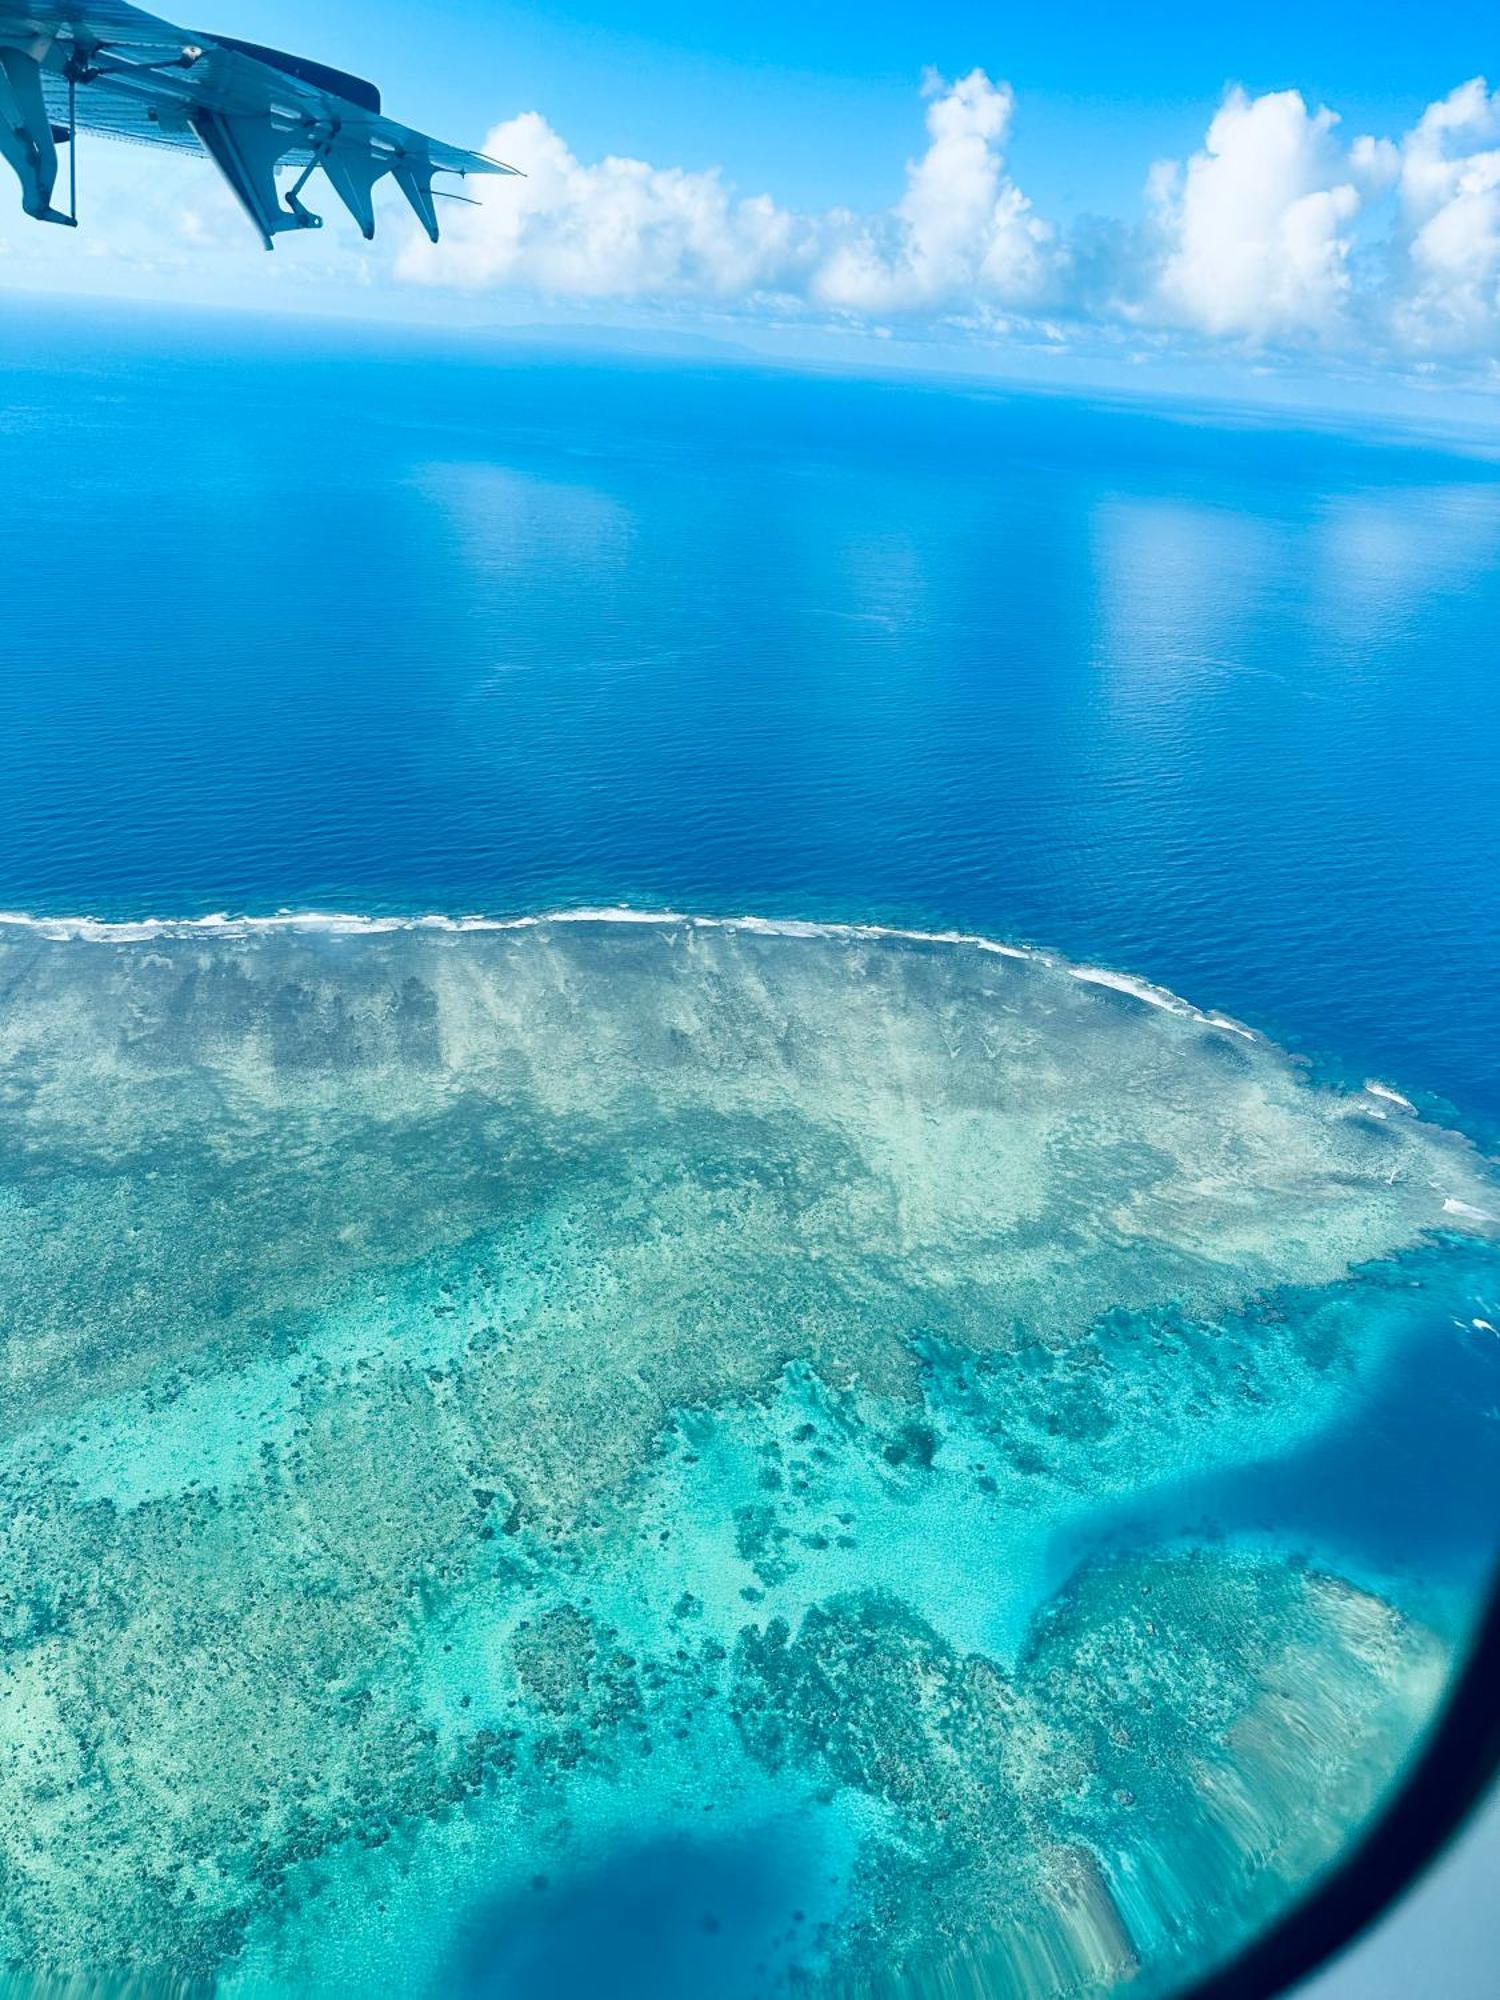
398, 109, 808, 297
392, 67, 1500, 372
402, 69, 1052, 315
1150, 89, 1360, 340
814, 69, 1052, 311
1390, 78, 1500, 350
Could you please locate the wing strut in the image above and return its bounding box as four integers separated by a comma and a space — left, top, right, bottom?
65, 67, 75, 221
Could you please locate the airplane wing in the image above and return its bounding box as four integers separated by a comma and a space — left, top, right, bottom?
0, 0, 516, 247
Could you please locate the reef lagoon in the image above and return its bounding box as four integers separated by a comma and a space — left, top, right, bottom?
1, 910, 1496, 1997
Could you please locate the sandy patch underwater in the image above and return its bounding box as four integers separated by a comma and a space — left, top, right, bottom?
0, 914, 1496, 1997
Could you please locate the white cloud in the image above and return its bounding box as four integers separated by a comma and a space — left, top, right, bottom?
814, 69, 1052, 312
1349, 133, 1401, 191
398, 109, 809, 297
402, 77, 1386, 353
1389, 78, 1500, 351
402, 71, 1053, 318
10, 61, 1498, 377
1150, 89, 1360, 341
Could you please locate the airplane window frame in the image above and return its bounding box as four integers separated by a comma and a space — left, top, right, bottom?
1180, 1576, 1500, 1998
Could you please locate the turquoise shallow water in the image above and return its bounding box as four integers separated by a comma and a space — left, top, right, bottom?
0, 914, 1496, 1997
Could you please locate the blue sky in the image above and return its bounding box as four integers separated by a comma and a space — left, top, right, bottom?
230, 0, 1497, 216
3, 0, 1499, 407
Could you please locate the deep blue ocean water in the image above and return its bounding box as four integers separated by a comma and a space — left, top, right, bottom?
4, 304, 1499, 1133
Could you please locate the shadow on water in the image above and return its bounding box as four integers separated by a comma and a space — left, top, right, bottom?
1049, 1282, 1500, 1633
442, 1828, 835, 1999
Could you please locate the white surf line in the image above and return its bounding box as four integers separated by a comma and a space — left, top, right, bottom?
1069, 963, 1192, 1015
0, 905, 1248, 1034
2, 902, 1493, 1226
0, 903, 1344, 1059
1365, 1080, 1418, 1112
0, 900, 1071, 960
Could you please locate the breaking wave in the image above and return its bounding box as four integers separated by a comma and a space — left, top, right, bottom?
0, 899, 1307, 1042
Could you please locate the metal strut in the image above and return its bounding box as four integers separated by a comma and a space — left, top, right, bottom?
283, 127, 333, 228
57, 33, 114, 228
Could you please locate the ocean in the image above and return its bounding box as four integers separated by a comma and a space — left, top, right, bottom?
5, 306, 1500, 1130
0, 306, 1497, 1998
